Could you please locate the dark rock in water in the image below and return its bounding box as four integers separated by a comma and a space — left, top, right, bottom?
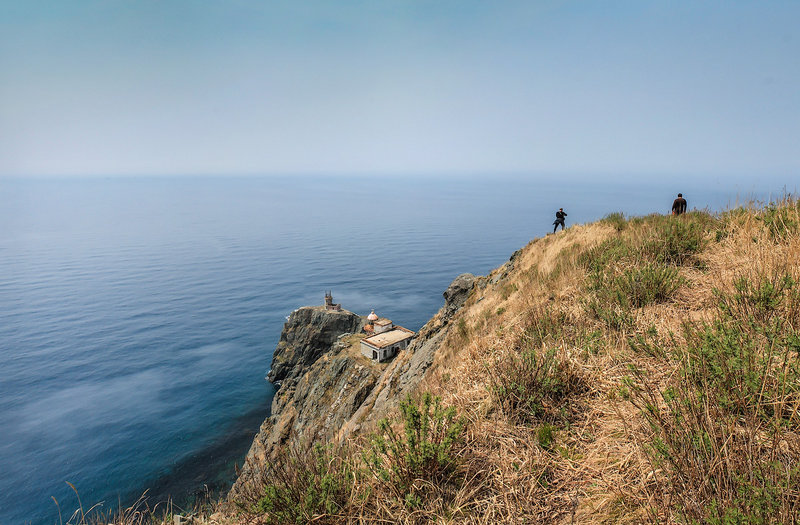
443, 273, 476, 317
267, 306, 364, 385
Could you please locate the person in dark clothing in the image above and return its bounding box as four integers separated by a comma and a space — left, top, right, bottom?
553, 208, 567, 233
671, 193, 687, 215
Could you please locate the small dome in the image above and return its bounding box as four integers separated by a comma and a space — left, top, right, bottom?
367, 310, 378, 321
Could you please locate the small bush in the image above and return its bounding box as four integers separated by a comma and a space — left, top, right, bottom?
717, 272, 798, 327
615, 264, 684, 308
584, 298, 634, 331
364, 393, 466, 504
627, 346, 800, 522
684, 320, 800, 422
627, 325, 671, 359
601, 212, 627, 231
577, 328, 606, 356
487, 344, 586, 424
248, 444, 358, 524
644, 219, 707, 266
758, 199, 800, 239
577, 237, 634, 274
588, 264, 683, 314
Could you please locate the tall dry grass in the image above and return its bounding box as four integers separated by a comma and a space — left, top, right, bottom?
91, 198, 799, 524
48, 482, 203, 525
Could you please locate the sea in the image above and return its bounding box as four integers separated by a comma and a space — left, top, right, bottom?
0, 174, 787, 524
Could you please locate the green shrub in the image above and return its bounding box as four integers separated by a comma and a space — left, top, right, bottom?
717, 273, 798, 327
628, 353, 800, 522
577, 237, 634, 274
487, 344, 585, 424
588, 264, 683, 314
584, 298, 634, 331
364, 393, 466, 503
644, 219, 707, 266
578, 328, 606, 356
250, 444, 357, 524
758, 200, 800, 239
627, 325, 671, 359
600, 212, 627, 231
615, 264, 684, 308
537, 424, 555, 449
683, 320, 800, 422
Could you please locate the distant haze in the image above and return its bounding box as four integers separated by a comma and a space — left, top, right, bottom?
1, 1, 798, 180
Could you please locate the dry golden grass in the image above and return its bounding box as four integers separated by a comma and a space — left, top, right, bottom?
84, 199, 799, 524
413, 200, 800, 524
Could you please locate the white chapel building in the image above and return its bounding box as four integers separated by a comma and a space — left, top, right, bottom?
360, 310, 415, 362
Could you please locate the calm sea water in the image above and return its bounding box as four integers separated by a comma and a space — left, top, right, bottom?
0, 175, 779, 524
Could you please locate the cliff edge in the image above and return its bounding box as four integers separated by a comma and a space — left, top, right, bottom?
229, 276, 477, 502
227, 201, 800, 524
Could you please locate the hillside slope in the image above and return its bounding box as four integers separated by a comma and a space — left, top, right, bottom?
217, 200, 800, 524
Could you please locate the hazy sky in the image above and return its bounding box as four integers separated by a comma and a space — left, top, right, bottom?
1, 1, 798, 179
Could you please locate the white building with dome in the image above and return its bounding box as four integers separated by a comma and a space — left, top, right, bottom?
360, 310, 415, 362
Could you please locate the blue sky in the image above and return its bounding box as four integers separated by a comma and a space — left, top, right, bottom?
1, 1, 798, 180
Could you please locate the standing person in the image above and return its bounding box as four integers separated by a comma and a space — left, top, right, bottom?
671, 193, 687, 215
553, 208, 567, 233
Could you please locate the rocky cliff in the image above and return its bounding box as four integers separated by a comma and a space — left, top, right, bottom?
218, 203, 800, 523
229, 276, 477, 501
267, 306, 365, 385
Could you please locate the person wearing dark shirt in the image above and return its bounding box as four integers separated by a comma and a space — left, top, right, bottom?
553, 208, 567, 233
671, 193, 687, 215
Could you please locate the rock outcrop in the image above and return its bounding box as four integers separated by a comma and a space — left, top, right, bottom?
268, 306, 364, 385
229, 307, 368, 498
229, 276, 477, 501
442, 273, 477, 318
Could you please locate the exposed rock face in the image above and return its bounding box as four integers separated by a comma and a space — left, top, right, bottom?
230, 276, 477, 501
443, 273, 477, 317
268, 306, 364, 385
229, 307, 369, 499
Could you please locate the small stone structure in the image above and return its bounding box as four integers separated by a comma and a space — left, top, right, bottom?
360, 310, 415, 362
324, 291, 342, 311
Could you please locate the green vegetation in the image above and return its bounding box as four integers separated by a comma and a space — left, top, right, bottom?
238, 393, 468, 523
643, 218, 707, 266
590, 263, 684, 309
625, 269, 800, 523
577, 211, 716, 331
600, 211, 627, 231
251, 444, 357, 524
537, 423, 555, 449
365, 393, 467, 506
487, 343, 585, 425
758, 199, 800, 239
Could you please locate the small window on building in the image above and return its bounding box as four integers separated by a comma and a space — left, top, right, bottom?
372, 350, 377, 360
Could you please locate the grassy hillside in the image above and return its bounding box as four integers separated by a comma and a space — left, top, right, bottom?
75, 199, 800, 524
